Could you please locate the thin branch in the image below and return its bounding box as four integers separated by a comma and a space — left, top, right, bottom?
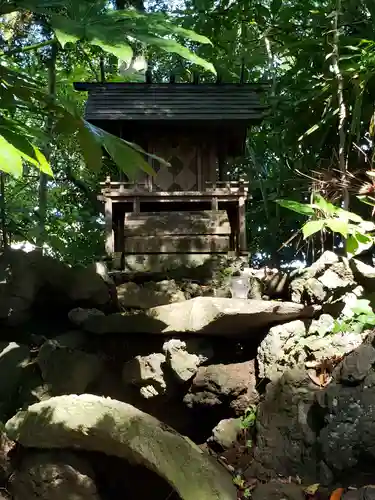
36, 42, 57, 251
331, 1, 349, 210
79, 46, 100, 81
1, 39, 55, 57
0, 173, 8, 249
64, 165, 103, 215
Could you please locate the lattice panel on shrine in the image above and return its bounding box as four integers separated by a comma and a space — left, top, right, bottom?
151, 137, 198, 191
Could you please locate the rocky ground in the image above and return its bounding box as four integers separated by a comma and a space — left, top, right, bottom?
1, 249, 375, 499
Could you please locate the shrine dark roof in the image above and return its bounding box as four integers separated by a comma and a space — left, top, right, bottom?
73, 82, 267, 123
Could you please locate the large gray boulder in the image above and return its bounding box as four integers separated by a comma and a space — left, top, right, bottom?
252, 368, 324, 483
0, 342, 30, 400
117, 280, 186, 309
0, 431, 15, 484
163, 338, 213, 383
184, 360, 259, 416
350, 258, 375, 293
68, 308, 105, 327
9, 450, 100, 500
257, 315, 366, 382
83, 297, 319, 337
208, 418, 242, 451
253, 334, 375, 485
290, 251, 358, 305
316, 340, 375, 475
0, 342, 32, 419
122, 352, 167, 398
121, 338, 213, 399
37, 340, 103, 396
0, 249, 113, 326
5, 394, 236, 500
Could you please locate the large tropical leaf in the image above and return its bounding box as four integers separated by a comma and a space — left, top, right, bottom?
0, 0, 216, 179
347, 232, 374, 258
12, 0, 215, 74
0, 135, 24, 177
275, 199, 315, 216
302, 219, 325, 239
325, 218, 349, 238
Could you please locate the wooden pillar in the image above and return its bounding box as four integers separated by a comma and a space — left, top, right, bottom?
238, 195, 247, 253
116, 213, 125, 253
147, 142, 153, 192
133, 197, 140, 213
218, 139, 226, 182
104, 197, 114, 255
211, 196, 218, 211
197, 145, 203, 191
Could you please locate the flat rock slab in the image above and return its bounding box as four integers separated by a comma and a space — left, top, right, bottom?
5, 394, 236, 500
84, 297, 319, 337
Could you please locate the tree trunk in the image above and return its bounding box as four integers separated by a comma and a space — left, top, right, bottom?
0, 173, 8, 250
264, 35, 281, 266
36, 42, 57, 252
332, 0, 349, 210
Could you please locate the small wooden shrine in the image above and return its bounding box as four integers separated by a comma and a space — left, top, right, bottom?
74, 80, 266, 271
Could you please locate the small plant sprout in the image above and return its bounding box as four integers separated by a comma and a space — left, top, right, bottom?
333, 298, 375, 334
240, 405, 257, 430
276, 194, 375, 259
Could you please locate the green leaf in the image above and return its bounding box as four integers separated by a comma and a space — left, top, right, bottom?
302, 219, 325, 239
358, 195, 375, 207
346, 234, 359, 258
88, 36, 133, 62
347, 232, 373, 258
350, 299, 372, 315
363, 315, 375, 326
271, 0, 282, 15
54, 114, 80, 136
312, 194, 337, 215
53, 15, 134, 61
358, 221, 375, 232
50, 16, 85, 45
163, 25, 213, 45
332, 320, 345, 334
0, 126, 39, 159
54, 29, 80, 48
77, 124, 103, 173
49, 8, 215, 74
0, 135, 23, 177
298, 123, 319, 141
355, 231, 374, 250
0, 125, 52, 175
102, 134, 153, 179
85, 123, 154, 177
255, 4, 270, 19
135, 34, 216, 74
124, 140, 169, 168
325, 218, 349, 237
33, 146, 53, 176
275, 199, 315, 216
109, 11, 213, 45
336, 207, 364, 223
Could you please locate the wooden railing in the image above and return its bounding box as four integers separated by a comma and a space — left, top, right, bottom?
100, 176, 151, 192
205, 180, 249, 191
100, 176, 249, 195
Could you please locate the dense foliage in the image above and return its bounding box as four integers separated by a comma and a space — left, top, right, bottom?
1, 0, 375, 265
